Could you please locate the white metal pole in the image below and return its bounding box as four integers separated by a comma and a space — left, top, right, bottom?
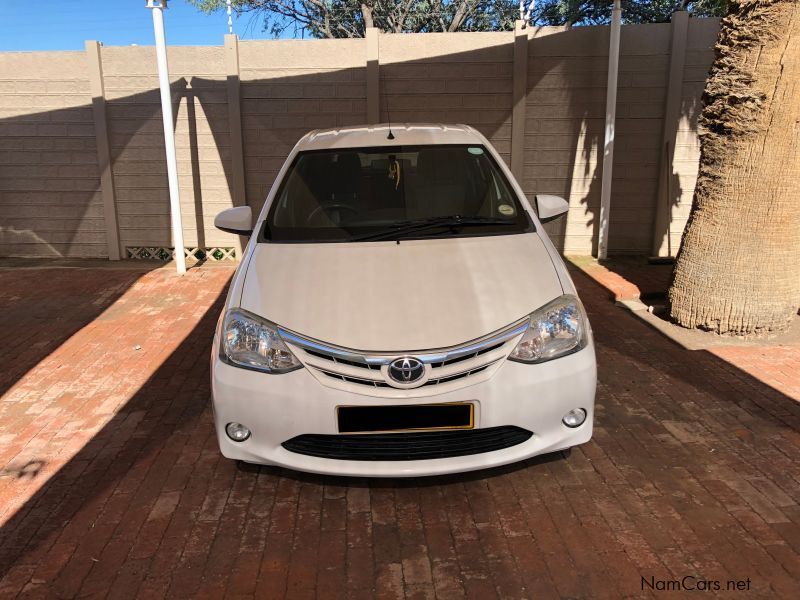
597, 0, 621, 260
148, 0, 186, 274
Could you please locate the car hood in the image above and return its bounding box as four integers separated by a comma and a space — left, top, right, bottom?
239, 233, 563, 351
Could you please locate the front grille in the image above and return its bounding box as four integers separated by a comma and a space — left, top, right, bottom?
279, 318, 528, 394
318, 368, 390, 387
423, 362, 494, 386
306, 349, 377, 370
429, 342, 505, 368
282, 426, 533, 461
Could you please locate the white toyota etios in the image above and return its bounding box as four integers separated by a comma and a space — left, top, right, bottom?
211, 124, 596, 477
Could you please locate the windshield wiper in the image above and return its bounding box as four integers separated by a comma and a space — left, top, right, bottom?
351, 215, 514, 242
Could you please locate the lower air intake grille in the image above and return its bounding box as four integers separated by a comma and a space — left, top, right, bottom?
282, 426, 533, 461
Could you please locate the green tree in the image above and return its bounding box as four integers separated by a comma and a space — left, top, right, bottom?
191, 1, 728, 38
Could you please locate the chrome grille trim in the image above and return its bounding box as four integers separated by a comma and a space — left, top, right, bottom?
316, 368, 391, 387
279, 318, 528, 391
422, 359, 500, 386
278, 318, 528, 367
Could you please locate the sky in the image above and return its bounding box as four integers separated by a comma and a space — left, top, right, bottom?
0, 1, 275, 52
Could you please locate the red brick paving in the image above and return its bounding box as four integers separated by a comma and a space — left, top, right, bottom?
571, 257, 673, 302
708, 346, 800, 404
0, 263, 799, 598
574, 256, 800, 407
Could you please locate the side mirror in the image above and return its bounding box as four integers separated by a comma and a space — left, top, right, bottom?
214, 206, 252, 235
535, 195, 569, 223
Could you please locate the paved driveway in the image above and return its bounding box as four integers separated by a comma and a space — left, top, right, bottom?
0, 262, 798, 599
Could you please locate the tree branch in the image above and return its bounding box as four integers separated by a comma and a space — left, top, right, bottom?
396, 0, 415, 33
361, 3, 374, 29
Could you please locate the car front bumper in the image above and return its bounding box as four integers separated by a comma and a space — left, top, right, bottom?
210, 341, 596, 477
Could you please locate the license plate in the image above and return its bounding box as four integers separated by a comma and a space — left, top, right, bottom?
337, 403, 474, 434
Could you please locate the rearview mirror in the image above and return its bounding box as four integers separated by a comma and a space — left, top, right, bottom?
215, 206, 252, 235
535, 195, 569, 223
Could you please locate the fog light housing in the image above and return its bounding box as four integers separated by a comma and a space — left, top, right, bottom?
562, 408, 587, 428
226, 422, 251, 442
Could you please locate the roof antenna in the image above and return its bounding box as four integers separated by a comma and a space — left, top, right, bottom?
385, 94, 395, 140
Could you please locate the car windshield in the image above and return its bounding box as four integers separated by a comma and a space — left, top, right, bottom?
262, 144, 532, 242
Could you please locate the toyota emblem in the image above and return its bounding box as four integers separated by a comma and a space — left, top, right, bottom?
388, 356, 425, 384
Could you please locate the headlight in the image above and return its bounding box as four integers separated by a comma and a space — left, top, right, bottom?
220, 308, 302, 373
508, 294, 588, 364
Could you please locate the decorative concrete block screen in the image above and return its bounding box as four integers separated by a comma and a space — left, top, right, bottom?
0, 18, 719, 259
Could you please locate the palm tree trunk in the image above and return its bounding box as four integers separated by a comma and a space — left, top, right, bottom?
669, 0, 800, 335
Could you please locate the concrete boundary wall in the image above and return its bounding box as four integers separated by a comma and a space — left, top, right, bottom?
0, 17, 720, 259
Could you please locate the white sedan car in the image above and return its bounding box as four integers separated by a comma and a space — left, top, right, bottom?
211, 124, 595, 477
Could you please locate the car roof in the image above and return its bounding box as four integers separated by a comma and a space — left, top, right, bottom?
296, 123, 486, 152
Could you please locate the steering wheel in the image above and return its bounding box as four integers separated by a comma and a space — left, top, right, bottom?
305, 203, 360, 226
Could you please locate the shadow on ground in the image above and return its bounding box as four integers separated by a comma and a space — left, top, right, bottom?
0, 265, 798, 597
0, 263, 159, 400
